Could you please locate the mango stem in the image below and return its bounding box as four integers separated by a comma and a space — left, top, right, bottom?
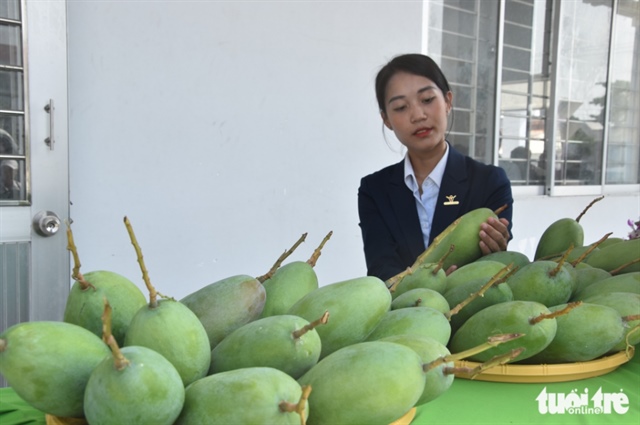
493, 204, 509, 215
292, 311, 329, 339
445, 264, 515, 320
423, 333, 523, 372
610, 258, 640, 276
307, 231, 333, 267
257, 233, 307, 283
445, 348, 524, 379
433, 244, 455, 275
0, 338, 6, 352
124, 216, 158, 308
66, 221, 94, 291
575, 195, 604, 223
279, 385, 312, 425
529, 301, 582, 325
570, 232, 612, 267
102, 297, 130, 371
549, 245, 572, 277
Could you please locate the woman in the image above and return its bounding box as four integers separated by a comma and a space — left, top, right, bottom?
358, 54, 513, 281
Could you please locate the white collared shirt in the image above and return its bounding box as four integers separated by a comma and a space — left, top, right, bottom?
404, 144, 449, 248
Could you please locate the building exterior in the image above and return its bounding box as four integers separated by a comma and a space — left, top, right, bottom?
0, 0, 638, 345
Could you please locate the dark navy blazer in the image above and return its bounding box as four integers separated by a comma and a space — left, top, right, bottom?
358, 144, 513, 281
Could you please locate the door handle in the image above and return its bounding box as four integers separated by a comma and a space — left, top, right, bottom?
44, 99, 54, 150
33, 210, 61, 237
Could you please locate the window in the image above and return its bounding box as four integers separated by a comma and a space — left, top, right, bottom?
0, 0, 28, 204
424, 0, 640, 190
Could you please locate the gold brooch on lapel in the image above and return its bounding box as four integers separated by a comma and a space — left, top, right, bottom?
444, 195, 459, 205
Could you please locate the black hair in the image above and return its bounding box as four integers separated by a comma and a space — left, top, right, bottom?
375, 54, 452, 114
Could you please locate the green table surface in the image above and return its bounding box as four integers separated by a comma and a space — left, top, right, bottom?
1, 352, 638, 425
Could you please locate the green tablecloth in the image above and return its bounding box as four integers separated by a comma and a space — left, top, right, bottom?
414, 350, 640, 425
1, 352, 638, 425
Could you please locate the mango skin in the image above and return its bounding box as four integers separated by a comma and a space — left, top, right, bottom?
298, 341, 425, 425
124, 299, 211, 387
523, 303, 625, 364
534, 217, 584, 260
381, 335, 453, 406
571, 267, 611, 300
390, 263, 447, 298
581, 292, 640, 352
476, 250, 531, 269
391, 288, 450, 314
83, 346, 185, 425
584, 238, 640, 274
365, 307, 451, 346
210, 314, 321, 379
63, 270, 147, 346
506, 260, 573, 307
180, 274, 266, 349
287, 276, 391, 359
260, 261, 318, 318
444, 278, 513, 334
444, 260, 507, 291
417, 208, 498, 270
0, 321, 110, 417
175, 367, 307, 425
572, 272, 640, 301
450, 301, 558, 363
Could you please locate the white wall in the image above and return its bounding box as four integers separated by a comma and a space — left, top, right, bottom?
67, 1, 639, 300
67, 0, 423, 298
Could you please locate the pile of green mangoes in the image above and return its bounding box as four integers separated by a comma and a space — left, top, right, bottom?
1, 200, 639, 425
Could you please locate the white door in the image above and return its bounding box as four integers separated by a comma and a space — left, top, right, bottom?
0, 0, 69, 344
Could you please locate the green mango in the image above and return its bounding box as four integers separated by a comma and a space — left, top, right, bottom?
534, 217, 584, 260
287, 276, 391, 359
63, 226, 146, 346
580, 292, 640, 352
260, 261, 319, 318
63, 270, 147, 346
298, 341, 426, 425
380, 335, 454, 406
210, 314, 323, 379
180, 274, 266, 349
124, 299, 211, 387
522, 302, 625, 363
444, 260, 507, 291
175, 367, 308, 425
365, 306, 451, 346
572, 272, 640, 301
584, 238, 640, 274
388, 262, 448, 299
570, 267, 612, 300
475, 250, 531, 269
444, 277, 513, 334
450, 301, 558, 363
590, 236, 625, 250
0, 321, 110, 417
506, 260, 574, 306
84, 345, 185, 425
391, 288, 450, 314
415, 207, 500, 270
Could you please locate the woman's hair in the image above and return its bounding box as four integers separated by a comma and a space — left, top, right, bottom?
375, 54, 451, 114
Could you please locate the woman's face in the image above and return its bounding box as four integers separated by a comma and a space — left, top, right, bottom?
381, 71, 452, 157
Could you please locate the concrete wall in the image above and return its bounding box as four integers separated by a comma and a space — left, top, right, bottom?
66, 1, 639, 299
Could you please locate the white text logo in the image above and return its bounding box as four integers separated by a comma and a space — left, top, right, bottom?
536, 387, 629, 415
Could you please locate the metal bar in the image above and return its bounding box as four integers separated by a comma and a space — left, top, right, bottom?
600, 0, 617, 186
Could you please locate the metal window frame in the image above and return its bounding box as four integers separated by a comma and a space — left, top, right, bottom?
0, 0, 31, 206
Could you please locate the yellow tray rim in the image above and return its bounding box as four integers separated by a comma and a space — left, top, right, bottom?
453, 347, 635, 383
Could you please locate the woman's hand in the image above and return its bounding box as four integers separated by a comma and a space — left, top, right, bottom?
479, 217, 510, 255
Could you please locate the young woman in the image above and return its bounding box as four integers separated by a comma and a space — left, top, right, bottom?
358, 53, 513, 281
